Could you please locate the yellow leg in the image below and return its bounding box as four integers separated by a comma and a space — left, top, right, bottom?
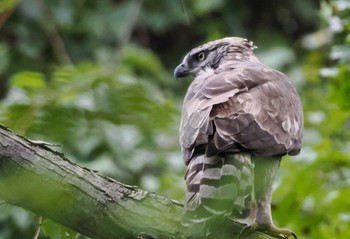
241, 222, 297, 238
238, 201, 297, 239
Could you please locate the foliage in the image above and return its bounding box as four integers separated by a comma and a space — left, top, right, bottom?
0, 0, 349, 238
273, 1, 350, 238
0, 45, 182, 188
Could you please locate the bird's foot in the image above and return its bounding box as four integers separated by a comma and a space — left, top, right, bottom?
239, 222, 297, 239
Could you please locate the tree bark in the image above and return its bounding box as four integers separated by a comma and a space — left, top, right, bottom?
0, 125, 279, 239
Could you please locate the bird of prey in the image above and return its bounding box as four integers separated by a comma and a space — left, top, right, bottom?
174, 37, 303, 238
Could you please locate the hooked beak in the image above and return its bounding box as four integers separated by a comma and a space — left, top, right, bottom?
174, 63, 190, 80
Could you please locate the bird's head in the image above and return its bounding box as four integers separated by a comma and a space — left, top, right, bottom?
174, 37, 257, 80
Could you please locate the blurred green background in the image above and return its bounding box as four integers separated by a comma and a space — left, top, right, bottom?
0, 0, 349, 238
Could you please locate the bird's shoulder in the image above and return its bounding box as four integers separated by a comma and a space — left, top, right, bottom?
204, 62, 290, 93
184, 62, 292, 109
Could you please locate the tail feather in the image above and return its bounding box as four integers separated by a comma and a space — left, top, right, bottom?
184, 153, 254, 223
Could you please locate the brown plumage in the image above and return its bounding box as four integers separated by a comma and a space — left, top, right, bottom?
174, 37, 303, 238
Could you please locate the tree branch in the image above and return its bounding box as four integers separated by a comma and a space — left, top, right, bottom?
0, 125, 279, 239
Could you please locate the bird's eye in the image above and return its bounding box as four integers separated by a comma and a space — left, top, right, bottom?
197, 52, 206, 61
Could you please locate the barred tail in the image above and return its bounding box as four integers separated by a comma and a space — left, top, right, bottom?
184, 153, 254, 223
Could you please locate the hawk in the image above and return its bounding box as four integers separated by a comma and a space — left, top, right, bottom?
174, 37, 303, 238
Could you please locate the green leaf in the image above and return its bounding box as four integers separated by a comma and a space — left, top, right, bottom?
41, 219, 77, 239
10, 71, 46, 89
0, 0, 20, 11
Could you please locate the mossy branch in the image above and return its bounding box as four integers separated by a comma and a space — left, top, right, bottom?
0, 125, 279, 239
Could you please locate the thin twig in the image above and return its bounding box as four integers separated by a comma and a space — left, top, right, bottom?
33, 216, 43, 239
181, 0, 191, 25
38, 0, 72, 65
119, 0, 144, 46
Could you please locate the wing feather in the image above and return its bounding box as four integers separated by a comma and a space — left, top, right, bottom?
180, 62, 303, 164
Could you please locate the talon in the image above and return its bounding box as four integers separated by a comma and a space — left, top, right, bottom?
264, 224, 297, 239
238, 224, 253, 239
291, 231, 297, 239
238, 222, 297, 239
